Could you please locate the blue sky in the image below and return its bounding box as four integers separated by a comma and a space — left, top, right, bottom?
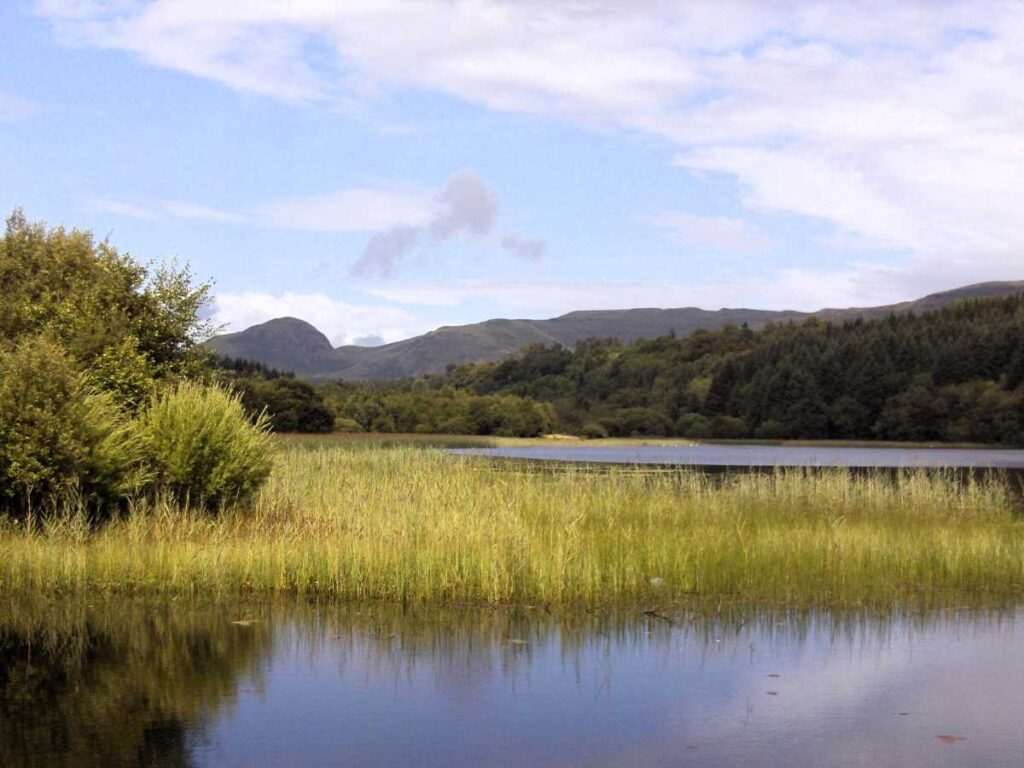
3, 1, 1022, 344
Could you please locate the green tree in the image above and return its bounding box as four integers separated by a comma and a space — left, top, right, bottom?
237, 377, 334, 433
1, 210, 213, 408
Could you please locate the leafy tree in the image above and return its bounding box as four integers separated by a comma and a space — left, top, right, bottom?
1, 210, 213, 408
0, 212, 274, 517
236, 377, 334, 433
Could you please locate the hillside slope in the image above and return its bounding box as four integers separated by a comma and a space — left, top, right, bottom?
206, 281, 1024, 380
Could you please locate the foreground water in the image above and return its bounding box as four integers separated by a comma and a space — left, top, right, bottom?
451, 443, 1024, 468
2, 600, 1023, 767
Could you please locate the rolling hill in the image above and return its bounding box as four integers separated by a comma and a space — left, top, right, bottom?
206, 281, 1024, 380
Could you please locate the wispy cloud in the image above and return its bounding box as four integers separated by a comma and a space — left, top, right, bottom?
351, 170, 511, 278
40, 0, 1024, 288
93, 170, 546, 278
339, 170, 545, 278
358, 266, 923, 317
257, 186, 436, 233
500, 233, 546, 263
92, 197, 160, 220
652, 211, 775, 254
162, 200, 244, 223
351, 225, 421, 278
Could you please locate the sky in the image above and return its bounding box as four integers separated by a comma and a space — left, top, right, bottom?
2, 1, 1023, 346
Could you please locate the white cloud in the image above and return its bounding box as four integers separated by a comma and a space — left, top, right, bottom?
652, 211, 775, 253
92, 197, 159, 220
212, 291, 427, 345
42, 1, 1024, 288
257, 186, 435, 233
162, 200, 244, 223
89, 185, 435, 232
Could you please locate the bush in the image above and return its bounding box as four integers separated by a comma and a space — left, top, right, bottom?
708, 415, 749, 439
607, 408, 673, 437
674, 413, 710, 438
580, 422, 610, 439
0, 336, 145, 514
753, 419, 789, 439
333, 417, 364, 433
137, 382, 273, 509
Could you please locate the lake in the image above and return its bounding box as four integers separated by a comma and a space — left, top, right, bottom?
450, 443, 1024, 469
3, 600, 1023, 767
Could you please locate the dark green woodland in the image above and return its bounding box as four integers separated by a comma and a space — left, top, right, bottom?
275, 294, 1024, 443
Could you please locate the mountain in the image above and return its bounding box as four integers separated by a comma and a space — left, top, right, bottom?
206, 281, 1024, 380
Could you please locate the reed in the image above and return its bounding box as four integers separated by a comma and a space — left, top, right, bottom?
1, 443, 1021, 609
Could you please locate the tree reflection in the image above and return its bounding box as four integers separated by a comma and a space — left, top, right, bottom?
0, 599, 271, 768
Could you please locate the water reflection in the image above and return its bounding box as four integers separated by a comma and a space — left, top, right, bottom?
1, 600, 1022, 767
0, 598, 272, 768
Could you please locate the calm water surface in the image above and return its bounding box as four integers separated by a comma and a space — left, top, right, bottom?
2, 600, 1022, 767
450, 444, 1024, 468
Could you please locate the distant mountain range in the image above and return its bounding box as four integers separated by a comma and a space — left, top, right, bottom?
206, 281, 1024, 380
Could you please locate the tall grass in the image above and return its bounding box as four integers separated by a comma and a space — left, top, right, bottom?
1, 444, 1022, 609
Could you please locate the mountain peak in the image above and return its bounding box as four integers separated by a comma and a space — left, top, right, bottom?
207, 316, 334, 373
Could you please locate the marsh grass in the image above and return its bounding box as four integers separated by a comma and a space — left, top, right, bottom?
1, 444, 1022, 609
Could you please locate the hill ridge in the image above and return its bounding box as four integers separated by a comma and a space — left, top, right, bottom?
206, 280, 1024, 380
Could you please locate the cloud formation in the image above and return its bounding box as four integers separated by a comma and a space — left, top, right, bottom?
430, 170, 497, 242
500, 233, 546, 262
91, 169, 544, 278
350, 170, 542, 278
351, 225, 421, 278
40, 0, 1024, 293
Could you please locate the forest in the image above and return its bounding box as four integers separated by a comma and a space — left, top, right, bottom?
222, 293, 1024, 444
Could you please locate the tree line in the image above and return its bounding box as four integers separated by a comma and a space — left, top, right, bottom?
428, 294, 1024, 443
229, 293, 1024, 444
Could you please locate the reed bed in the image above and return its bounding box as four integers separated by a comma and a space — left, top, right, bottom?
1, 444, 1022, 609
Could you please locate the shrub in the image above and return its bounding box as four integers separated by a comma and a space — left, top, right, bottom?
610, 407, 673, 437
753, 419, 789, 439
0, 336, 146, 514
581, 422, 610, 439
674, 413, 710, 438
137, 381, 273, 509
333, 417, 364, 433
708, 415, 749, 439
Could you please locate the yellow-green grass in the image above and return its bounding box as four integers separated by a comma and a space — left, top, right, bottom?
1, 443, 1022, 610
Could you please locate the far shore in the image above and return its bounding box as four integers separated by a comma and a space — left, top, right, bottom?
278, 432, 1005, 451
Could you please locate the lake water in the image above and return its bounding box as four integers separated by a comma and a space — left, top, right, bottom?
3, 600, 1023, 767
450, 444, 1024, 469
